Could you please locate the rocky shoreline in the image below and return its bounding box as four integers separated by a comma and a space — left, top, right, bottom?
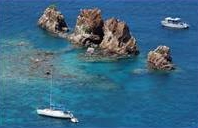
38, 6, 175, 71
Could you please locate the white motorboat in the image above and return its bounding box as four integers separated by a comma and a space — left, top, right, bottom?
36, 65, 78, 123
161, 17, 189, 29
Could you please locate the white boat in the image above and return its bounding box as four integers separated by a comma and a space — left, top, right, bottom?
86, 47, 95, 54
37, 108, 78, 123
36, 66, 78, 123
161, 17, 189, 29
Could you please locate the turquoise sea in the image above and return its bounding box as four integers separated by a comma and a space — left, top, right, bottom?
0, 0, 198, 128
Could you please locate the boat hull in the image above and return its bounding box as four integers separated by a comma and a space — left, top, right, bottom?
161, 21, 189, 29
37, 109, 72, 118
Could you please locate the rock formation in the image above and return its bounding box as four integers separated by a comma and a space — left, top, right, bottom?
147, 45, 175, 70
38, 5, 69, 34
68, 8, 104, 47
38, 7, 140, 57
100, 18, 139, 55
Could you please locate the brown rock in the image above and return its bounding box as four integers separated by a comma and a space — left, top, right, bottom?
75, 8, 104, 37
70, 8, 104, 46
100, 18, 139, 55
68, 33, 101, 47
38, 6, 69, 34
147, 45, 175, 70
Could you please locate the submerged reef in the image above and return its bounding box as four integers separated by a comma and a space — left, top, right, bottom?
147, 45, 175, 70
0, 40, 118, 90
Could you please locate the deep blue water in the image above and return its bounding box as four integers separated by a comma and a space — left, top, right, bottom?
0, 0, 198, 128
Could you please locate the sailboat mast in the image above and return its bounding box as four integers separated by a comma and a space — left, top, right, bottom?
50, 65, 53, 109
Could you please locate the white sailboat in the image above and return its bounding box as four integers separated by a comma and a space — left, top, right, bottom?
36, 67, 78, 123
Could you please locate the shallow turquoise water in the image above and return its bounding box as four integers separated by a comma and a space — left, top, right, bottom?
0, 0, 198, 128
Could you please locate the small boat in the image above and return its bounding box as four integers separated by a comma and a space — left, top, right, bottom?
36, 66, 78, 123
161, 17, 189, 29
86, 47, 94, 54
37, 107, 78, 123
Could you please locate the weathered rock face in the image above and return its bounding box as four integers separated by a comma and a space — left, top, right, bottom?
68, 33, 101, 47
38, 6, 69, 34
147, 45, 175, 70
70, 8, 104, 46
75, 8, 104, 37
100, 18, 139, 55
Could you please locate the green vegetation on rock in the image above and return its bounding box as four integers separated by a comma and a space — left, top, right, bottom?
48, 4, 57, 10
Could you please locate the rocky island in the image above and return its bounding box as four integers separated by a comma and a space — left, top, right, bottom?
68, 8, 104, 47
38, 5, 69, 34
147, 45, 175, 70
38, 6, 176, 71
100, 18, 139, 55
38, 7, 139, 57
68, 8, 139, 56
